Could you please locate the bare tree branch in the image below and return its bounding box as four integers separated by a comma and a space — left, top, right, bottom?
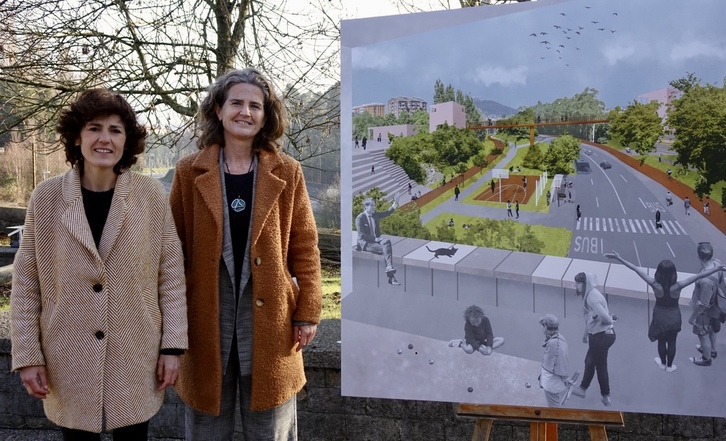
0, 0, 341, 158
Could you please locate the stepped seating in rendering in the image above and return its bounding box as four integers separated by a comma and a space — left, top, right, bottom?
352, 149, 413, 200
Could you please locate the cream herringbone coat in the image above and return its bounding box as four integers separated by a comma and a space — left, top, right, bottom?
10, 169, 188, 433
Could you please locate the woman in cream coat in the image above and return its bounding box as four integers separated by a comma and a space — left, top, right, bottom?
11, 89, 188, 440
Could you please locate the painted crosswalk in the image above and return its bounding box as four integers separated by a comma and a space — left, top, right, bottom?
575, 217, 687, 235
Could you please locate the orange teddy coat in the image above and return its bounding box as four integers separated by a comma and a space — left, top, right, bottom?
169, 144, 322, 413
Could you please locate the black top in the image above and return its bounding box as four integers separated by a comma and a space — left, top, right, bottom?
81, 187, 114, 248
225, 170, 255, 292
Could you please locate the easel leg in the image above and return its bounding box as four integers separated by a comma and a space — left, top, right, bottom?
588, 425, 608, 441
471, 418, 493, 441
530, 422, 558, 440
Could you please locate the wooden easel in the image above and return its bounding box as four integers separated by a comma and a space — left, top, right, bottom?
457, 404, 623, 441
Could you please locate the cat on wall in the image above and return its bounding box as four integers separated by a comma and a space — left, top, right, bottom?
426, 244, 458, 259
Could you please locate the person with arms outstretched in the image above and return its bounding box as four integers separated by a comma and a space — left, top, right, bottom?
604, 251, 725, 372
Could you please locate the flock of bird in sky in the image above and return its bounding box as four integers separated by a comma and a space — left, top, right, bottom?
529, 5, 619, 66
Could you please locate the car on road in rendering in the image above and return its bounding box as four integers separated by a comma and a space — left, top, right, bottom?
600, 160, 612, 169
574, 158, 591, 174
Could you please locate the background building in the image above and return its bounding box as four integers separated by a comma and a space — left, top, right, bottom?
387, 96, 427, 118
352, 103, 385, 117
637, 87, 681, 121
429, 101, 466, 132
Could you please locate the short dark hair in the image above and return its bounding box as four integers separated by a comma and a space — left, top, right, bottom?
697, 242, 714, 261
197, 68, 286, 152
56, 88, 146, 174
539, 314, 559, 331
574, 272, 587, 284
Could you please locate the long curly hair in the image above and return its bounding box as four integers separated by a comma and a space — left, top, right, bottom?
56, 88, 146, 175
196, 68, 286, 152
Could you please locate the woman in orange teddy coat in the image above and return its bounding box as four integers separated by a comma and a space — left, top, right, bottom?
170, 68, 322, 440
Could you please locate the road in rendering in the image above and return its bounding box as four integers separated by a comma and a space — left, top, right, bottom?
567, 144, 701, 273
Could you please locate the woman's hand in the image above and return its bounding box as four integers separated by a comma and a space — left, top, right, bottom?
156, 355, 180, 391
293, 324, 318, 352
20, 365, 49, 399
603, 251, 619, 260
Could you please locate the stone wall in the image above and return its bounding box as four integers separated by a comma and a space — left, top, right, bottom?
1, 319, 726, 440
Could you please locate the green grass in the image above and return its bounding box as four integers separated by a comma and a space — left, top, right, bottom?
639, 155, 725, 202
419, 143, 510, 216
321, 265, 341, 320
0, 267, 343, 317
424, 212, 572, 256
419, 174, 482, 216
602, 140, 725, 203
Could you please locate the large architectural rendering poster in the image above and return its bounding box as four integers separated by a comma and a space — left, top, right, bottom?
340, 0, 726, 417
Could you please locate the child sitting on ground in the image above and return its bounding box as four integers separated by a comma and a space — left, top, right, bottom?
449, 305, 505, 355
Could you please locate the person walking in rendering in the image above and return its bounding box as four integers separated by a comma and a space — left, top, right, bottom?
604, 251, 725, 372
449, 305, 505, 356
454, 184, 460, 201
688, 242, 723, 366
362, 136, 367, 150
684, 197, 691, 215
515, 200, 520, 219
576, 205, 582, 222
546, 190, 551, 206
571, 272, 616, 406
539, 314, 579, 407
371, 165, 375, 174
355, 194, 402, 286
666, 191, 673, 207
704, 202, 710, 216
354, 136, 359, 148
655, 209, 662, 229
491, 179, 495, 194
506, 201, 513, 218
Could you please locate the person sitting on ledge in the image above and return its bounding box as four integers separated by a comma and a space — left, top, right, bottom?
355, 193, 402, 286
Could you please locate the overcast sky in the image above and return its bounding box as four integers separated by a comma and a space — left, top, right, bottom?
348, 0, 726, 111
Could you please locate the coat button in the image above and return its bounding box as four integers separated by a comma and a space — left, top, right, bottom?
254, 257, 262, 266
93, 283, 102, 292
255, 299, 264, 307
95, 331, 105, 340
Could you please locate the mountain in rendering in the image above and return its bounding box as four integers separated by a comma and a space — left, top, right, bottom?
473, 98, 517, 118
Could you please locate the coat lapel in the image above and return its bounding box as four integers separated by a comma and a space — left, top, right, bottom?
193, 144, 224, 240
250, 149, 286, 247
98, 171, 130, 261
61, 169, 101, 263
